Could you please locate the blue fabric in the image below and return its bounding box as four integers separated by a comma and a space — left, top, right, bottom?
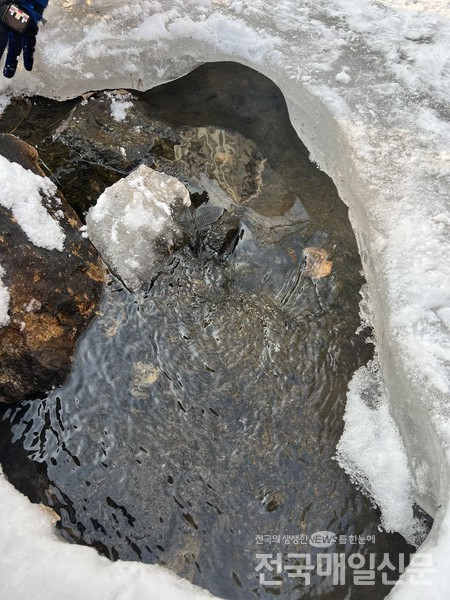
0, 18, 38, 77
17, 0, 47, 23
0, 0, 45, 76
4, 29, 19, 76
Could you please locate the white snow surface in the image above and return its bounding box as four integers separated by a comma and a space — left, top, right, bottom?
336, 359, 418, 543
0, 0, 449, 598
0, 155, 65, 252
106, 90, 134, 121
0, 468, 216, 600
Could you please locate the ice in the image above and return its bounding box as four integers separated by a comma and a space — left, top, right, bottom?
86, 165, 190, 290
0, 0, 449, 597
0, 155, 65, 252
335, 71, 351, 84
336, 359, 419, 544
336, 286, 422, 544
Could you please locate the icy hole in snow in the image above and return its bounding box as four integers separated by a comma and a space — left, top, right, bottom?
0, 54, 442, 596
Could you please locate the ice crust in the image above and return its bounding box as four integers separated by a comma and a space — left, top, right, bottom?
86, 165, 190, 290
336, 358, 418, 544
0, 0, 449, 598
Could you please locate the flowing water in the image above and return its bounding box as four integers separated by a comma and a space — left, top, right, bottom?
0, 63, 415, 599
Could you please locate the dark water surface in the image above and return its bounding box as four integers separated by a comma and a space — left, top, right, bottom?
0, 63, 414, 599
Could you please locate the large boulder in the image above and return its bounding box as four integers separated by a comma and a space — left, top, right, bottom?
0, 134, 105, 404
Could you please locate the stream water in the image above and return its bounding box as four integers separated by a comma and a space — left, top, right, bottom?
0, 63, 415, 599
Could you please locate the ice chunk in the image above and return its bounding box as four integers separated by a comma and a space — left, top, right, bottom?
86, 165, 190, 291
336, 359, 420, 544
0, 155, 65, 251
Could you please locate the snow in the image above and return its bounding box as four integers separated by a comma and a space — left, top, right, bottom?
336, 359, 418, 544
86, 165, 190, 290
0, 155, 65, 252
335, 70, 351, 84
0, 0, 449, 598
106, 90, 134, 122
0, 265, 10, 327
0, 468, 216, 600
0, 93, 10, 113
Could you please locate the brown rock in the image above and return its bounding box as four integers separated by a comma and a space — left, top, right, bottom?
0, 134, 105, 403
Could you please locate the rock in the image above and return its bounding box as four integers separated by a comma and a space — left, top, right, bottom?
86, 165, 191, 292
198, 208, 241, 258
173, 126, 266, 205
303, 246, 334, 279
0, 134, 105, 404
52, 92, 269, 216
54, 90, 179, 174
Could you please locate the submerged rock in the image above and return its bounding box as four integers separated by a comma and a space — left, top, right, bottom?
0, 134, 105, 404
51, 91, 297, 225
53, 90, 179, 174
174, 126, 266, 205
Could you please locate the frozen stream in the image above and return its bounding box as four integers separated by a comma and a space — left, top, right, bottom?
0, 63, 417, 599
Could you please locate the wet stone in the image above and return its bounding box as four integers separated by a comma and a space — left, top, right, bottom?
174, 126, 266, 205
54, 90, 180, 173
0, 134, 105, 404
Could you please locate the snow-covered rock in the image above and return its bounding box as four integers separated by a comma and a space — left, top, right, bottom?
86, 165, 190, 291
0, 134, 105, 404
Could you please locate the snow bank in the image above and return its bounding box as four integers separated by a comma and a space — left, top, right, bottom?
0, 0, 449, 598
0, 155, 65, 251
0, 468, 216, 600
